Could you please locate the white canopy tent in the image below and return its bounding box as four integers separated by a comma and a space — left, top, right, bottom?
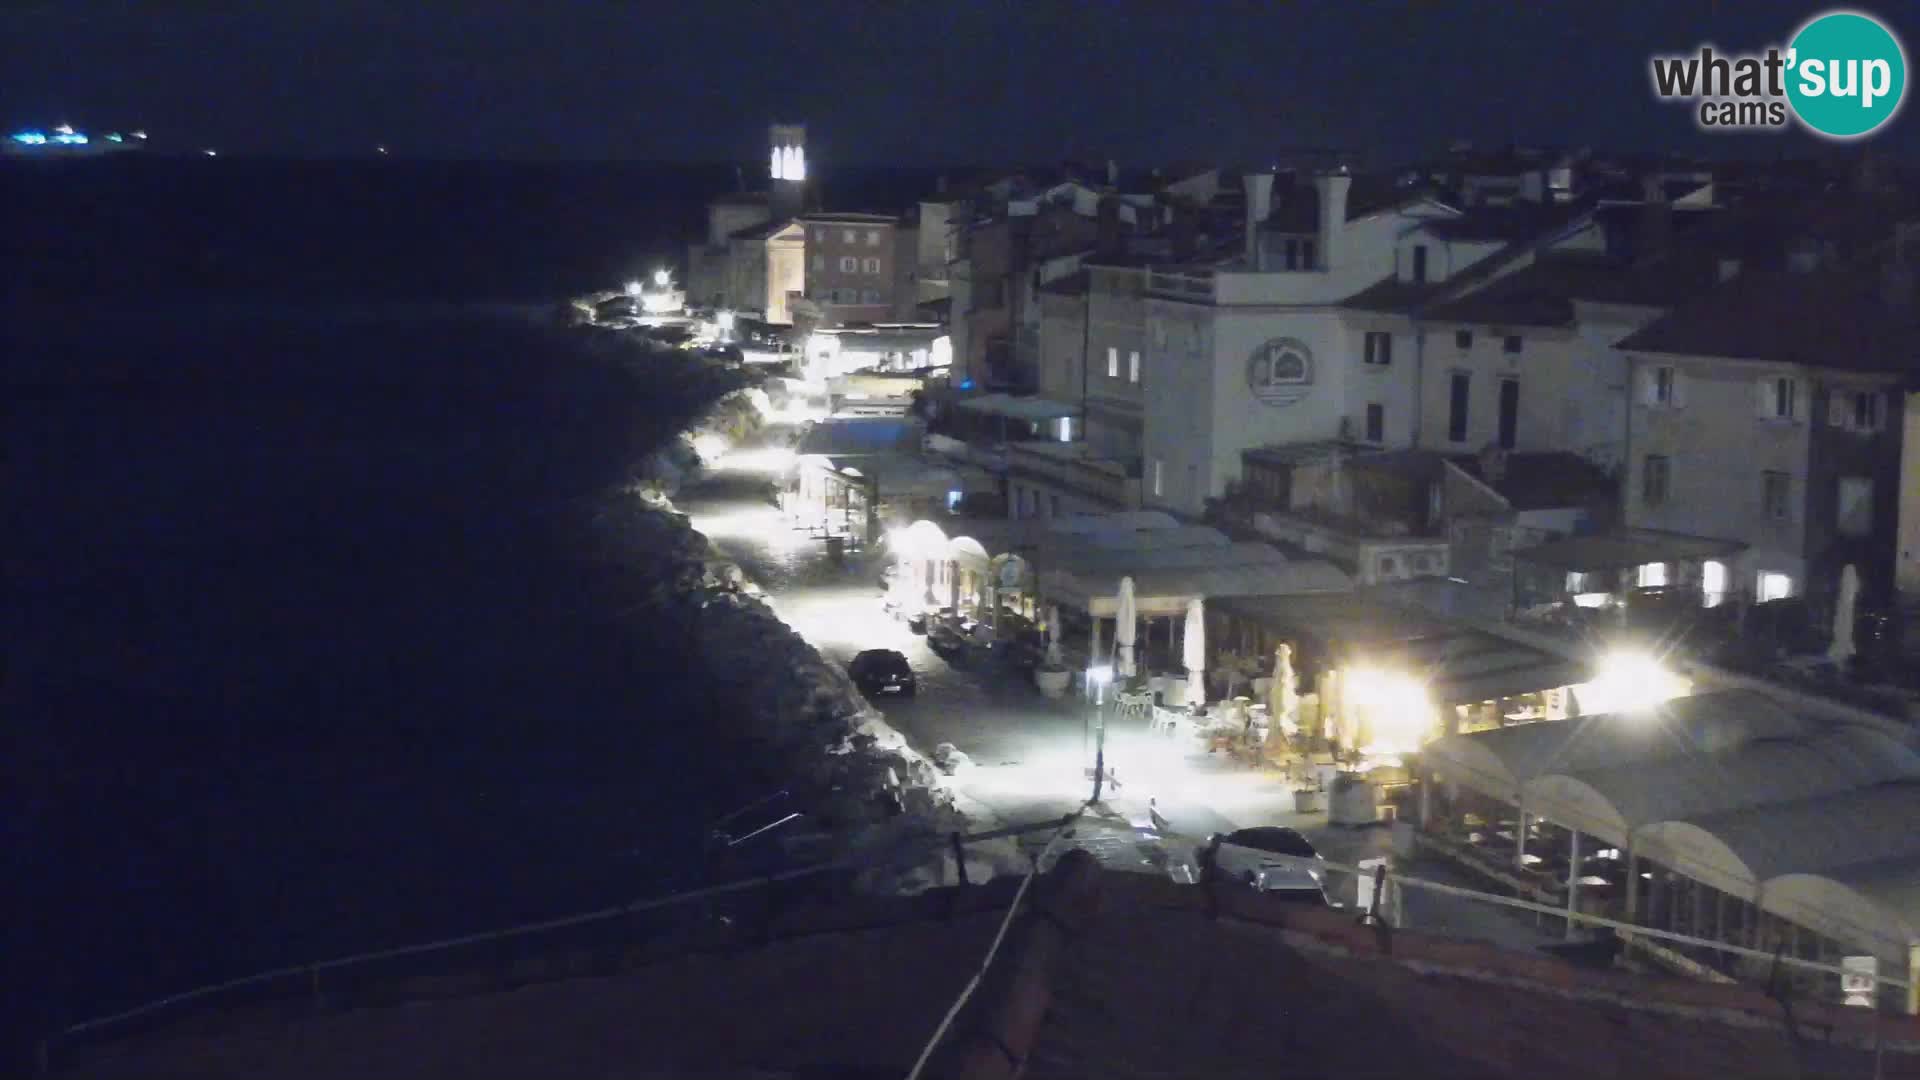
1424, 690, 1920, 969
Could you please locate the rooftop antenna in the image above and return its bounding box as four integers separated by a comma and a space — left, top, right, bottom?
735, 163, 746, 192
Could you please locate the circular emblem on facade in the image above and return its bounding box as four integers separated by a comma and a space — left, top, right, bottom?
1247, 338, 1314, 406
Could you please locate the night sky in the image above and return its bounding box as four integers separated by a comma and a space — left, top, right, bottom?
4, 0, 1915, 165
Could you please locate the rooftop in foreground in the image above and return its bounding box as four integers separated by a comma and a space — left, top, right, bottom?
58, 854, 1920, 1079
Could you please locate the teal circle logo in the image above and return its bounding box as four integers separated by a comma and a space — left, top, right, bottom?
1786, 10, 1907, 139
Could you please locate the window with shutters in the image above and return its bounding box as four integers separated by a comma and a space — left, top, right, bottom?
1758, 376, 1798, 421
1364, 331, 1393, 366
866, 230, 881, 246
1447, 372, 1471, 442
1833, 389, 1883, 432
839, 256, 857, 272
1646, 365, 1681, 407
1642, 454, 1670, 506
1761, 470, 1791, 520
1838, 476, 1873, 537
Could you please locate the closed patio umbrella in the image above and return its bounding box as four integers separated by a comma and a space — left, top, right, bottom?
1183, 597, 1206, 709
1116, 576, 1138, 678
1045, 604, 1064, 668
1829, 563, 1859, 665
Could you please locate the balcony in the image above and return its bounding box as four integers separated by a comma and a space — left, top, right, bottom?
1006, 442, 1142, 510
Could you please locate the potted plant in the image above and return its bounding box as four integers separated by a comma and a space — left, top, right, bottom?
1034, 640, 1071, 698
1292, 781, 1322, 814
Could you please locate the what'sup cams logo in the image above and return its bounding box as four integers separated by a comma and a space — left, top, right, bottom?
1650, 9, 1907, 139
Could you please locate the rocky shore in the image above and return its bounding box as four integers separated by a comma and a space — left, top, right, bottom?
587, 363, 1024, 894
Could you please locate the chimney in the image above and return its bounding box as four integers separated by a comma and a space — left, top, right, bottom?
1243, 171, 1275, 268
1717, 257, 1741, 283
1314, 169, 1351, 273
1107, 159, 1118, 188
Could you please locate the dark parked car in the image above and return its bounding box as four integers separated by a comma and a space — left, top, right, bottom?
849, 649, 917, 699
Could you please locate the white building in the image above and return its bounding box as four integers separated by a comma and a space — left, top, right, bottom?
1141, 171, 1464, 515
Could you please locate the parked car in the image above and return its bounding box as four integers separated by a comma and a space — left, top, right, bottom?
848, 649, 917, 699
1193, 827, 1330, 903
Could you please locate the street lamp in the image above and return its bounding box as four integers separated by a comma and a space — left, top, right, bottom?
653, 268, 672, 288
625, 279, 643, 298
1087, 665, 1114, 803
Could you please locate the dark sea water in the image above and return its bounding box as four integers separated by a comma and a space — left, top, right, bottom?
1, 157, 940, 1065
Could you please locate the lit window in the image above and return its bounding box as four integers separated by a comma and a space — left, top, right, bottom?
1762, 470, 1791, 520
1127, 350, 1140, 384
1056, 416, 1072, 442
843, 229, 857, 244
1636, 562, 1668, 588
1107, 347, 1119, 378
1702, 560, 1728, 606
867, 230, 881, 246
1152, 459, 1164, 497
1757, 571, 1793, 602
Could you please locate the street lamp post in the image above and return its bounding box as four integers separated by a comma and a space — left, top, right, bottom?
1087, 665, 1113, 804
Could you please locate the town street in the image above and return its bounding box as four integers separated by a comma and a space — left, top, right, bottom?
678, 438, 1565, 951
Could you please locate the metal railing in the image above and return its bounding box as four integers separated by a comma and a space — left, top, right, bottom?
37, 812, 1918, 1072
34, 814, 1079, 1076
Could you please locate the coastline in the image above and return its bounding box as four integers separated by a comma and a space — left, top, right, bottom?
605, 438, 1012, 891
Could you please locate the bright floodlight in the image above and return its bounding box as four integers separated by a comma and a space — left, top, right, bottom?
1587, 650, 1685, 715
625, 279, 643, 297
653, 268, 671, 288
54, 124, 74, 136
716, 309, 736, 331
1087, 665, 1114, 686
692, 434, 729, 462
